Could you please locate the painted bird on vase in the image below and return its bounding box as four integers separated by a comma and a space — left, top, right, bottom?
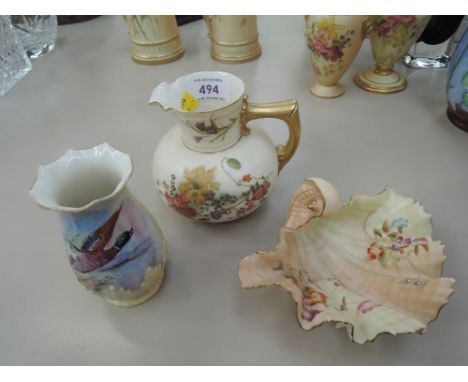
69, 206, 134, 273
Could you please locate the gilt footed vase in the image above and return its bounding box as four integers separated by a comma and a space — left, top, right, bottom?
30, 143, 167, 307
354, 15, 431, 93
305, 15, 365, 98
150, 71, 301, 223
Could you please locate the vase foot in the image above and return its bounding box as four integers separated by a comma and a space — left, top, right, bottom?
309, 82, 345, 98
131, 48, 185, 65
354, 68, 406, 94
211, 45, 262, 63
104, 266, 166, 308
447, 107, 468, 132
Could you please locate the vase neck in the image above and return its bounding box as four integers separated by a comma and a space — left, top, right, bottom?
30, 143, 133, 213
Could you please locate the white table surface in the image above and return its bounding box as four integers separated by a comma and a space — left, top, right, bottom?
1, 15, 467, 365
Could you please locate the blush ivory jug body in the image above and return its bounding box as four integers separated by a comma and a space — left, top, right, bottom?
150, 71, 300, 223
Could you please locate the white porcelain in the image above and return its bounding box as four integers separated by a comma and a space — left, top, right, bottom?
30, 143, 167, 307
150, 71, 300, 223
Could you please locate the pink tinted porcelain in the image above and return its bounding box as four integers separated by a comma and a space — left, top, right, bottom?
239, 178, 454, 343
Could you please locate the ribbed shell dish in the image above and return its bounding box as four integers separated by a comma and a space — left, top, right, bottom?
239, 178, 454, 344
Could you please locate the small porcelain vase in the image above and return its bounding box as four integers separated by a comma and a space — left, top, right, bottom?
305, 15, 365, 98
124, 15, 184, 64
150, 71, 300, 223
354, 15, 431, 93
204, 16, 262, 63
30, 143, 167, 307
446, 27, 468, 131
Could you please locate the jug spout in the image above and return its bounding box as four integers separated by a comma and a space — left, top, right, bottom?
149, 81, 177, 111
150, 71, 247, 153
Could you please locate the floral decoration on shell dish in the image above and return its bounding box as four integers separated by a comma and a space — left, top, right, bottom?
239, 178, 455, 344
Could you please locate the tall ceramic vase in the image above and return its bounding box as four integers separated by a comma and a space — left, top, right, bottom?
204, 16, 262, 63
30, 143, 167, 307
446, 27, 468, 131
305, 15, 365, 98
124, 15, 184, 64
354, 15, 431, 93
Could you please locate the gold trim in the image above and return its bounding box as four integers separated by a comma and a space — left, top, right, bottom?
354, 70, 407, 94
308, 83, 345, 99
211, 47, 262, 64
240, 97, 251, 136
132, 48, 185, 65
210, 35, 260, 47
241, 96, 301, 172
373, 65, 393, 76
130, 34, 181, 46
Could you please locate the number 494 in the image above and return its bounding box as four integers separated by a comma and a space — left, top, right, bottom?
199, 84, 219, 95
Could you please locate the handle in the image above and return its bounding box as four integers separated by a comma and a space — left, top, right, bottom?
240, 96, 301, 173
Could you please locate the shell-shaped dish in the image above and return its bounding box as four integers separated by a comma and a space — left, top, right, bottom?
239, 178, 455, 344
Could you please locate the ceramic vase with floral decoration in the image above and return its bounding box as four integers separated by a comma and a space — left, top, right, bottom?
354, 15, 431, 93
446, 27, 468, 131
305, 15, 365, 98
30, 143, 167, 307
124, 15, 184, 64
150, 71, 301, 223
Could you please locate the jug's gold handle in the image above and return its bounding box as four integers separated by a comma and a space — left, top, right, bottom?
240, 96, 301, 173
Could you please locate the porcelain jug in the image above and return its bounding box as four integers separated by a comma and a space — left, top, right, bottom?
151, 71, 301, 223
30, 143, 167, 307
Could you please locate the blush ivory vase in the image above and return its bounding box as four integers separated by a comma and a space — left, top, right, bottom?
354, 15, 431, 93
150, 71, 301, 223
124, 15, 184, 64
446, 26, 468, 131
305, 15, 365, 98
204, 16, 262, 63
30, 143, 167, 307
